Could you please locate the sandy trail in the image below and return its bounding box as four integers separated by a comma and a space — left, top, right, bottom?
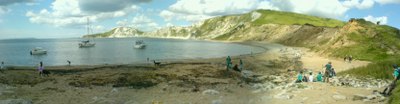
264, 47, 387, 104
299, 48, 370, 72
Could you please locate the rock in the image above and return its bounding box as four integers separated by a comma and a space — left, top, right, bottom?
124, 100, 140, 104
111, 88, 118, 93
211, 99, 222, 104
332, 95, 346, 100
274, 93, 293, 99
0, 99, 32, 104
202, 89, 219, 95
366, 95, 377, 100
353, 94, 367, 101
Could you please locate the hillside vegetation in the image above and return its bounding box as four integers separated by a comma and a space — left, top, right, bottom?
252, 10, 345, 27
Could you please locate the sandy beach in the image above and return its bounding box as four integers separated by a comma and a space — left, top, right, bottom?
0, 41, 387, 104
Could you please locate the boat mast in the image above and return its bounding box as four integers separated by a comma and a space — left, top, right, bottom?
87, 17, 90, 36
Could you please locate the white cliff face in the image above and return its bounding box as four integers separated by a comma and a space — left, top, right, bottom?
143, 26, 194, 39
109, 27, 142, 38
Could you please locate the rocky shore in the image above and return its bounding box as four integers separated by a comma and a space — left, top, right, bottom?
0, 42, 389, 104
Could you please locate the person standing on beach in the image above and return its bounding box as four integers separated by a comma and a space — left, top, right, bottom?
226, 56, 232, 71
381, 64, 400, 96
38, 61, 44, 77
239, 59, 244, 71
1, 61, 4, 73
324, 62, 333, 83
67, 60, 71, 66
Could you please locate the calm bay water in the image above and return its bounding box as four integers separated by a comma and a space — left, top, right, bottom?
0, 38, 264, 66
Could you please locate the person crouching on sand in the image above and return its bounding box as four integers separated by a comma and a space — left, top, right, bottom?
296, 71, 303, 83
308, 72, 314, 82
316, 72, 323, 82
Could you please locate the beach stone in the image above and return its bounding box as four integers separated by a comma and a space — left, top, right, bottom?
353, 94, 367, 101
0, 99, 32, 104
211, 99, 222, 104
111, 88, 118, 93
333, 94, 346, 100
274, 93, 293, 99
366, 95, 377, 100
124, 100, 140, 104
202, 89, 219, 95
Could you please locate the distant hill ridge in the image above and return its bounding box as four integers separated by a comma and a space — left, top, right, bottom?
84, 9, 400, 61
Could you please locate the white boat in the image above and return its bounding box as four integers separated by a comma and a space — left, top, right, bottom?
79, 40, 95, 48
30, 47, 47, 55
134, 40, 146, 49
79, 17, 96, 48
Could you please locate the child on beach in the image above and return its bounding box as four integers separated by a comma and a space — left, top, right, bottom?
239, 59, 244, 70
226, 56, 232, 71
1, 61, 4, 73
316, 72, 323, 82
308, 72, 314, 82
38, 61, 44, 77
296, 71, 303, 83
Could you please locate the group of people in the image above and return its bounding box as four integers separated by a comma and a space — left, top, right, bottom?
296, 71, 324, 83
0, 61, 48, 77
296, 62, 336, 83
226, 56, 244, 72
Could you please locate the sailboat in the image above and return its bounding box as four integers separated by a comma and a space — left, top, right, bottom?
79, 18, 96, 48
134, 40, 146, 49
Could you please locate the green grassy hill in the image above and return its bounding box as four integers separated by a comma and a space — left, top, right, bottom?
252, 10, 346, 27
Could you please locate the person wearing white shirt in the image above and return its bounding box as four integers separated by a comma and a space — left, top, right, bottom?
308, 72, 314, 82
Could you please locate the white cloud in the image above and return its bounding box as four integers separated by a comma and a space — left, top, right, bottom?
116, 19, 129, 26
160, 0, 278, 23
375, 0, 400, 4
364, 15, 387, 24
130, 14, 159, 31
342, 0, 375, 9
132, 15, 152, 24
270, 0, 350, 18
0, 0, 33, 15
0, 6, 8, 15
160, 0, 400, 25
93, 25, 106, 33
0, 0, 33, 6
26, 0, 140, 27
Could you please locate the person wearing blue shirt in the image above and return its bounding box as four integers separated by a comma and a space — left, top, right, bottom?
296, 71, 303, 83
324, 62, 332, 83
381, 64, 400, 96
316, 72, 323, 82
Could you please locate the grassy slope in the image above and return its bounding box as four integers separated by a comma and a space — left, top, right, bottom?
249, 11, 400, 103
252, 10, 346, 28
333, 20, 400, 103
331, 19, 400, 61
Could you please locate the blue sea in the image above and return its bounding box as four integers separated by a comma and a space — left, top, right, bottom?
0, 38, 264, 66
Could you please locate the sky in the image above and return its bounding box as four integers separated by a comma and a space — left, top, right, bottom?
0, 0, 399, 39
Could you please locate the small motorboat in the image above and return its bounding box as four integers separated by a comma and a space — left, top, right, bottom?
79, 40, 95, 48
30, 47, 47, 55
134, 40, 146, 49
